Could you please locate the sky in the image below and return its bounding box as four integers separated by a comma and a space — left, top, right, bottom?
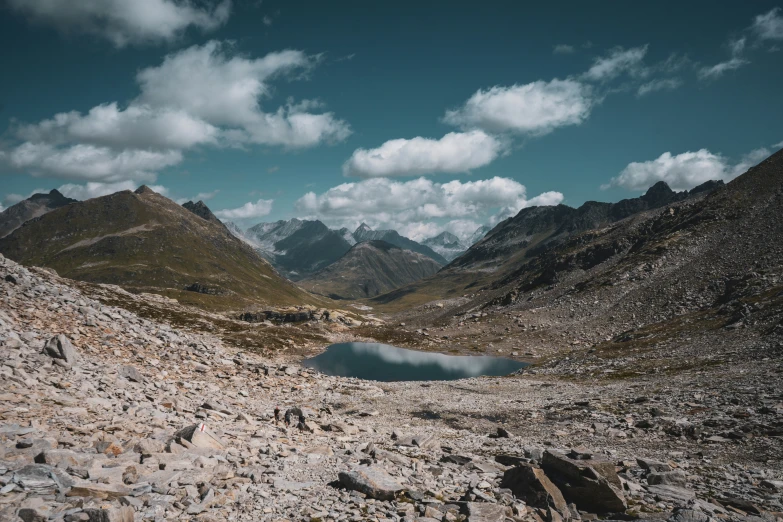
0, 0, 781, 242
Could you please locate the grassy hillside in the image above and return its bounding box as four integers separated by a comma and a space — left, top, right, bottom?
0, 186, 324, 311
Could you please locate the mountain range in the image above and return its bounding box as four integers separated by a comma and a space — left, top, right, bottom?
299, 240, 443, 299
236, 220, 452, 279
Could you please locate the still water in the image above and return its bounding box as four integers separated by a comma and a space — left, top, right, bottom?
302, 342, 528, 382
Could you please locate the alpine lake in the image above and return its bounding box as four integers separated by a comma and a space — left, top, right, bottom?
302, 342, 528, 382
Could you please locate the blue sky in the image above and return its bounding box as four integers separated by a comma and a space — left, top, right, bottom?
0, 0, 781, 241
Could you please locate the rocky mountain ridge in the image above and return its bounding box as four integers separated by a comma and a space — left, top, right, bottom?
0, 186, 316, 310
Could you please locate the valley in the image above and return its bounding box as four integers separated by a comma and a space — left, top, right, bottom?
0, 150, 781, 521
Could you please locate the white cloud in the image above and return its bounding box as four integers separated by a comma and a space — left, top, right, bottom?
443, 80, 593, 136
215, 198, 274, 219
553, 44, 575, 54
342, 131, 505, 178
605, 147, 770, 192
698, 58, 749, 80
752, 7, 783, 41
295, 176, 563, 238
583, 45, 648, 81
135, 41, 351, 148
637, 78, 683, 97
774, 140, 783, 149
5, 143, 182, 182
699, 37, 749, 80
6, 0, 231, 47
17, 103, 219, 151
2, 41, 349, 185
57, 181, 169, 200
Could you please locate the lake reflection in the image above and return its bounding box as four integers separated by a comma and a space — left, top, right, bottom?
302, 342, 528, 382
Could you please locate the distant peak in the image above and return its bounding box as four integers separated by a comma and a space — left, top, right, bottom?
49, 189, 64, 197
134, 185, 156, 195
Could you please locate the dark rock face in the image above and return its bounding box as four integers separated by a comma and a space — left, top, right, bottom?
541, 450, 626, 513
0, 189, 77, 238
182, 200, 224, 227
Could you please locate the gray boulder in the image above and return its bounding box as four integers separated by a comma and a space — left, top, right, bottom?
500, 464, 568, 513
43, 334, 78, 366
541, 450, 626, 513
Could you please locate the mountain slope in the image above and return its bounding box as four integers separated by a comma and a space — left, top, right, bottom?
300, 240, 443, 299
0, 186, 316, 310
368, 149, 783, 369
0, 189, 77, 238
373, 179, 726, 309
353, 223, 448, 265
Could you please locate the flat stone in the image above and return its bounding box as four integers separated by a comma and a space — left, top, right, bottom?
172, 423, 225, 450
338, 465, 405, 500
646, 485, 696, 503
637, 457, 672, 472
465, 502, 507, 522
648, 470, 687, 487
67, 481, 130, 500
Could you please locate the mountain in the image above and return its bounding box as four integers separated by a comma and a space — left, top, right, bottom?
467, 225, 491, 245
422, 232, 468, 262
0, 186, 315, 309
373, 178, 727, 309
245, 219, 352, 280
0, 189, 77, 238
246, 218, 307, 253
353, 223, 448, 265
182, 200, 225, 228
300, 240, 443, 299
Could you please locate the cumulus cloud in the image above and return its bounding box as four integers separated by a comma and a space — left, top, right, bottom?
295, 176, 563, 239
752, 7, 783, 41
215, 198, 274, 219
443, 80, 593, 136
1, 41, 349, 185
637, 78, 683, 97
604, 147, 770, 192
343, 131, 505, 178
583, 45, 649, 81
16, 103, 219, 151
5, 143, 182, 182
6, 0, 231, 47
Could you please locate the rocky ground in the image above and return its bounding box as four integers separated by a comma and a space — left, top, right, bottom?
2, 253, 782, 522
